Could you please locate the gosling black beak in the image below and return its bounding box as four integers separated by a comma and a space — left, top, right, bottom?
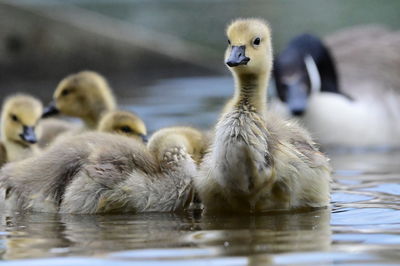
42, 101, 60, 118
140, 134, 148, 143
20, 126, 37, 144
226, 45, 250, 67
286, 85, 308, 116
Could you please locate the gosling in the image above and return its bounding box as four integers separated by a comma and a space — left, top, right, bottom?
195, 19, 331, 213
97, 110, 148, 143
39, 70, 116, 147
60, 128, 199, 214
41, 70, 116, 129
0, 123, 201, 214
0, 94, 43, 166
44, 110, 149, 147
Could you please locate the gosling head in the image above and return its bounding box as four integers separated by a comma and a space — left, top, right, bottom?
43, 71, 116, 128
225, 18, 273, 76
1, 94, 43, 146
97, 110, 148, 143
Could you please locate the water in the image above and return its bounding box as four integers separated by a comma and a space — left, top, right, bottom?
0, 76, 400, 264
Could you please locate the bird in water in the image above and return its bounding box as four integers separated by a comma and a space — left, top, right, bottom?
195, 18, 331, 213
273, 28, 400, 148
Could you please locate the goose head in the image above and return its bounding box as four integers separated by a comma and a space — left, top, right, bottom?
42, 71, 116, 128
1, 94, 43, 146
273, 34, 339, 116
97, 110, 147, 143
225, 18, 273, 76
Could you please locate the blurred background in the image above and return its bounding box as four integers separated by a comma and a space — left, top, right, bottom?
1, 0, 400, 131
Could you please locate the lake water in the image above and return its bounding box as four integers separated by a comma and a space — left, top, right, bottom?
0, 76, 400, 265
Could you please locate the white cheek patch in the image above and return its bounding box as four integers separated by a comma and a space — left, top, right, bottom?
304, 55, 321, 94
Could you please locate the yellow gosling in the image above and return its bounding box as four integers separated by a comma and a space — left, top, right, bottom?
0, 94, 42, 165
195, 18, 331, 213
0, 122, 201, 214
39, 70, 119, 147
97, 110, 147, 143
42, 70, 116, 129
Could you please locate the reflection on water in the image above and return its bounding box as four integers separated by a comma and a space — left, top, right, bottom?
0, 76, 400, 265
0, 210, 330, 261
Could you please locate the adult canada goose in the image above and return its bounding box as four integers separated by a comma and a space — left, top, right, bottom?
195, 18, 331, 213
0, 94, 43, 166
0, 126, 199, 213
273, 26, 400, 147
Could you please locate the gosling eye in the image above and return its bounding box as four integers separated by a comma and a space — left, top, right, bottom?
61, 89, 71, 97
227, 39, 231, 45
253, 37, 261, 46
120, 126, 133, 134
10, 114, 19, 123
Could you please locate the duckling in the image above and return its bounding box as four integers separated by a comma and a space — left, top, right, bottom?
0, 126, 197, 213
273, 27, 400, 147
195, 19, 331, 213
42, 70, 116, 129
0, 94, 43, 166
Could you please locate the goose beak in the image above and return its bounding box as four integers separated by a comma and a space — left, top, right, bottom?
42, 101, 60, 118
226, 46, 250, 67
20, 126, 37, 144
287, 85, 308, 116
140, 134, 148, 143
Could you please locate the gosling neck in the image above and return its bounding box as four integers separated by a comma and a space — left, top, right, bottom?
82, 113, 101, 129
0, 124, 17, 146
83, 106, 113, 129
232, 71, 269, 114
83, 95, 116, 129
1, 127, 6, 143
4, 141, 37, 162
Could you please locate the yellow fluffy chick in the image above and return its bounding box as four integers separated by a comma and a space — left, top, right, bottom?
195, 18, 331, 213
42, 70, 116, 129
97, 110, 147, 142
0, 94, 43, 166
41, 110, 148, 148
38, 70, 118, 147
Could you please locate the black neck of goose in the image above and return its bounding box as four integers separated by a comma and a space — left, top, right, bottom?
319, 63, 339, 94
318, 69, 355, 101
233, 72, 268, 114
